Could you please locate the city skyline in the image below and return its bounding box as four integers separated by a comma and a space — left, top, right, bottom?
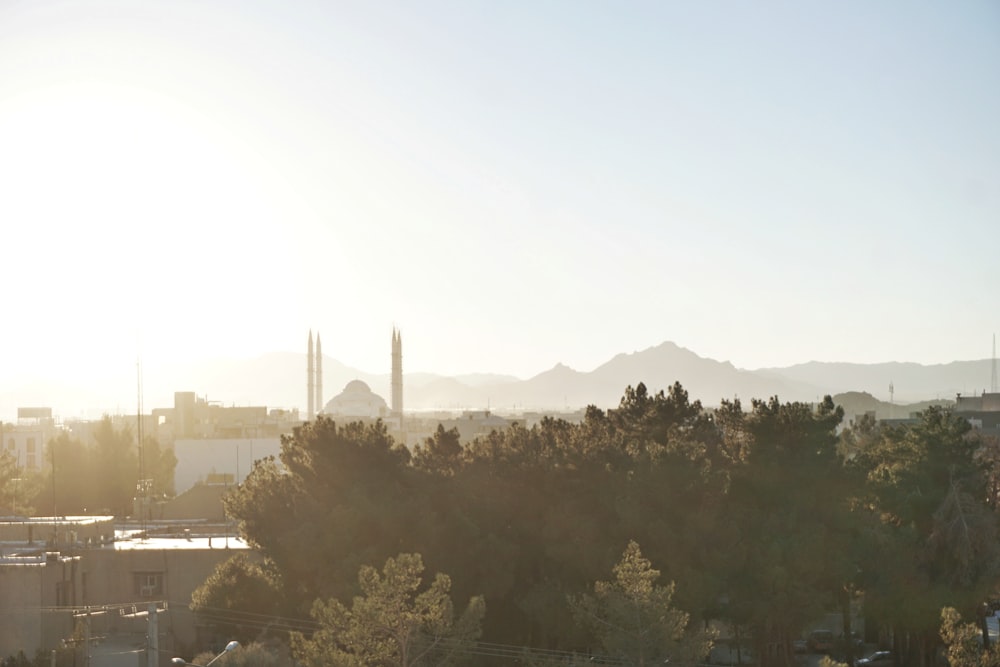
1, 335, 996, 424
1, 1, 997, 387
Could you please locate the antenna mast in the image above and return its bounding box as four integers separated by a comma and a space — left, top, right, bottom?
992, 334, 997, 394
137, 357, 149, 537
889, 381, 894, 420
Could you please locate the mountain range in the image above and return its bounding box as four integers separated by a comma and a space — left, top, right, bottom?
2, 341, 993, 422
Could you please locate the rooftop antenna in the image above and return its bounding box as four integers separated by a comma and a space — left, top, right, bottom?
137, 356, 148, 539
991, 333, 997, 394
889, 381, 894, 420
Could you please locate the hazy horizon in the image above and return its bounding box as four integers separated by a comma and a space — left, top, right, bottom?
1, 338, 995, 423
1, 2, 997, 391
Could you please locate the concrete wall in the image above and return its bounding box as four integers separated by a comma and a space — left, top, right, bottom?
0, 563, 44, 658
83, 546, 246, 654
160, 485, 228, 521
0, 555, 79, 660
1, 543, 245, 662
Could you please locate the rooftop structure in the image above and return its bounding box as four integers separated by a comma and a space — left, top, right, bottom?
954, 391, 1000, 437
0, 515, 250, 662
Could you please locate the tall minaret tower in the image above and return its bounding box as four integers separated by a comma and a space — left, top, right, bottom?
316, 333, 323, 414
391, 327, 403, 416
307, 330, 315, 421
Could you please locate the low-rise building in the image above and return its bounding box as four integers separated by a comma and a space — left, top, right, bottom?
1, 408, 59, 473
954, 392, 1000, 437
0, 516, 248, 665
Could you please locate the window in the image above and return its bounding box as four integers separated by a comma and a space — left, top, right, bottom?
27, 454, 36, 469
26, 438, 35, 453
134, 572, 164, 597
6, 438, 13, 451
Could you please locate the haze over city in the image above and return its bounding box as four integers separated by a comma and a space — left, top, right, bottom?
1, 1, 997, 402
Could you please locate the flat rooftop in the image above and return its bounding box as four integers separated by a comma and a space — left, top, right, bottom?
0, 515, 115, 527
113, 531, 249, 550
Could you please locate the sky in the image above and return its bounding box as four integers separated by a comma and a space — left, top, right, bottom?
0, 0, 998, 392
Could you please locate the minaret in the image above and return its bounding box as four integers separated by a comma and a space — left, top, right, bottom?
316, 333, 323, 414
391, 327, 403, 417
307, 330, 315, 421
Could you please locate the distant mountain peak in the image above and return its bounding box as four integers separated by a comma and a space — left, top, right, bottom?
10, 340, 988, 421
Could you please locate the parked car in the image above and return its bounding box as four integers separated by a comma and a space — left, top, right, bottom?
839, 631, 864, 650
857, 650, 893, 665
807, 630, 835, 653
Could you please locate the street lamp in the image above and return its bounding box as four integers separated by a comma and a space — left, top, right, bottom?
171, 640, 239, 666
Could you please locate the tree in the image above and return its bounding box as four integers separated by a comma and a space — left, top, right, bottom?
973, 434, 1000, 510
717, 396, 851, 666
210, 386, 723, 654
411, 425, 463, 475
0, 449, 27, 514
42, 431, 95, 514
191, 641, 290, 666
856, 408, 999, 666
569, 540, 713, 666
292, 553, 484, 667
91, 416, 139, 516
141, 435, 178, 496
940, 607, 1000, 667
190, 554, 285, 644
223, 417, 417, 612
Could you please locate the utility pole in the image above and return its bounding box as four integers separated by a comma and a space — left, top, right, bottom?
84, 611, 91, 667
147, 602, 159, 667
51, 442, 58, 545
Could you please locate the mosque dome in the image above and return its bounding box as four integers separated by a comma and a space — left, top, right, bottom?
344, 380, 372, 394
323, 380, 388, 418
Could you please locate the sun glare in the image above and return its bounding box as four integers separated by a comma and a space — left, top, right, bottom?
0, 82, 306, 378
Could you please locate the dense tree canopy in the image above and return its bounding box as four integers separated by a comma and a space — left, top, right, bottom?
20, 417, 175, 517
198, 383, 1000, 667
851, 407, 999, 665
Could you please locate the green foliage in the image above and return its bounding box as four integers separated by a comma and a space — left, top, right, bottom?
717, 395, 853, 663
41, 431, 94, 514
940, 607, 1000, 667
223, 418, 416, 612
0, 448, 38, 515
569, 540, 713, 666
292, 553, 484, 667
855, 408, 999, 662
190, 554, 285, 643
205, 383, 1000, 665
25, 417, 176, 517
142, 434, 178, 496
818, 657, 848, 667
91, 416, 140, 515
191, 641, 289, 666
411, 424, 463, 475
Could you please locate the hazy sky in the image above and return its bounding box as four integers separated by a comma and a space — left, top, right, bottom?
1, 1, 997, 386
